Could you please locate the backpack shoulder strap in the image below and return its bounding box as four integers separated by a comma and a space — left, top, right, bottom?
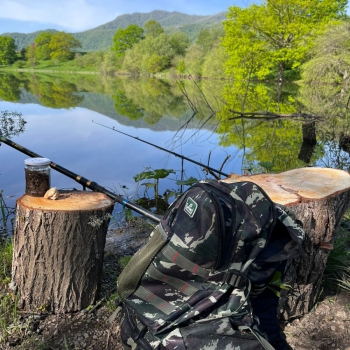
117, 224, 168, 301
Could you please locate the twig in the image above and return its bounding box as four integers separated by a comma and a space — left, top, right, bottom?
228, 110, 323, 121
106, 330, 110, 349
204, 168, 220, 180
218, 155, 231, 174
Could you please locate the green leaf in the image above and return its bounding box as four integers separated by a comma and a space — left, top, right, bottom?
140, 182, 156, 188
133, 171, 156, 182
118, 256, 132, 268
153, 169, 176, 179
133, 169, 175, 181
268, 271, 291, 290
175, 177, 198, 186
267, 286, 281, 298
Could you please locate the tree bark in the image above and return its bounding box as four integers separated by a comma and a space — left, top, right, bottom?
223, 167, 350, 321
12, 190, 114, 313
276, 61, 285, 102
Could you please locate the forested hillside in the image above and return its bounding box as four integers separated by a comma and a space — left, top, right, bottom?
3, 29, 58, 51
3, 10, 227, 51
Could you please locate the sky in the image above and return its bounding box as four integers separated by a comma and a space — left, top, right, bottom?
0, 0, 255, 34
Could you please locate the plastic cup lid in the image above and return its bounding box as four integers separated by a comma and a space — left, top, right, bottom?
24, 158, 51, 166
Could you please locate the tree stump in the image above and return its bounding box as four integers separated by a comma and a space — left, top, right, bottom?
12, 190, 114, 313
222, 167, 350, 321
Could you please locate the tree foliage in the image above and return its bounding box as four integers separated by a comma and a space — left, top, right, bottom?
222, 0, 348, 83
301, 22, 350, 86
196, 26, 224, 51
111, 24, 144, 57
34, 32, 52, 60
183, 44, 206, 77
122, 33, 175, 74
202, 46, 228, 78
144, 20, 164, 38
0, 110, 26, 138
0, 74, 21, 101
0, 36, 17, 65
49, 32, 81, 61
169, 32, 190, 56
25, 44, 37, 68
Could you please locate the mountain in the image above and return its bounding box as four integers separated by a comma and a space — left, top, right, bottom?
3, 10, 227, 52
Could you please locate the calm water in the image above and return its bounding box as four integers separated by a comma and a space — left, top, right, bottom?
0, 73, 243, 218
0, 72, 349, 220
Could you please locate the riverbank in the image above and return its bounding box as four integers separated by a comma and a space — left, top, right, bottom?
1, 217, 349, 349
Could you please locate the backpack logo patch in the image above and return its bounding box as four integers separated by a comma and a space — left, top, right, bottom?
184, 197, 197, 218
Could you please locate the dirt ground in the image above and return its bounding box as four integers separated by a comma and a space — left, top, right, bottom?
2, 219, 350, 350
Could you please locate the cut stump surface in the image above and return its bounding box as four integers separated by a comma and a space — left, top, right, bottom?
223, 167, 350, 320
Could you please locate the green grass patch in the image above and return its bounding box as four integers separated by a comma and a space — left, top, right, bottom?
323, 216, 350, 292
0, 238, 13, 285
0, 288, 20, 343
1, 59, 100, 73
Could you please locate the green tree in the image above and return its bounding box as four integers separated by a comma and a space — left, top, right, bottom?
202, 45, 228, 78
49, 32, 81, 61
34, 32, 53, 60
20, 47, 26, 59
111, 24, 144, 57
169, 32, 190, 56
144, 20, 164, 38
122, 33, 175, 74
0, 36, 16, 65
122, 45, 144, 74
177, 60, 186, 74
146, 54, 165, 74
183, 44, 206, 77
25, 43, 37, 68
301, 22, 350, 86
196, 26, 225, 51
223, 0, 347, 85
101, 51, 121, 74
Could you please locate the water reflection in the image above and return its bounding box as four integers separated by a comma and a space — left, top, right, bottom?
0, 72, 349, 174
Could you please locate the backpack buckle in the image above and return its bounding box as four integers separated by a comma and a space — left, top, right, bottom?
226, 272, 247, 288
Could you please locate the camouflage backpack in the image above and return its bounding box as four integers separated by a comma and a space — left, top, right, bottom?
115, 180, 304, 350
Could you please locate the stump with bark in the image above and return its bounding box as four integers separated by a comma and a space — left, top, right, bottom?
223, 167, 350, 321
12, 190, 114, 313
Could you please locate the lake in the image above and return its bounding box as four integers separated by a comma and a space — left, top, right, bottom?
0, 71, 349, 224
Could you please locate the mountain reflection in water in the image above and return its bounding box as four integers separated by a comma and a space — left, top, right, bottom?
0, 72, 349, 217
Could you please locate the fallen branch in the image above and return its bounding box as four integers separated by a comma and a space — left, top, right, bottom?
228, 110, 323, 121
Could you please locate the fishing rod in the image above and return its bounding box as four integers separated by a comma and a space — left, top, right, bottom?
92, 121, 229, 178
0, 136, 161, 223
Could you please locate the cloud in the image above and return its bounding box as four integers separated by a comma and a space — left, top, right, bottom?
0, 0, 121, 32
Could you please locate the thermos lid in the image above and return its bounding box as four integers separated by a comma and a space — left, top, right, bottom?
24, 158, 51, 166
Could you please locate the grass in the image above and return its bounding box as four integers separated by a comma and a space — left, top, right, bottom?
0, 190, 14, 285
322, 217, 350, 292
0, 292, 19, 342
0, 238, 13, 285
0, 58, 100, 73
0, 190, 14, 238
